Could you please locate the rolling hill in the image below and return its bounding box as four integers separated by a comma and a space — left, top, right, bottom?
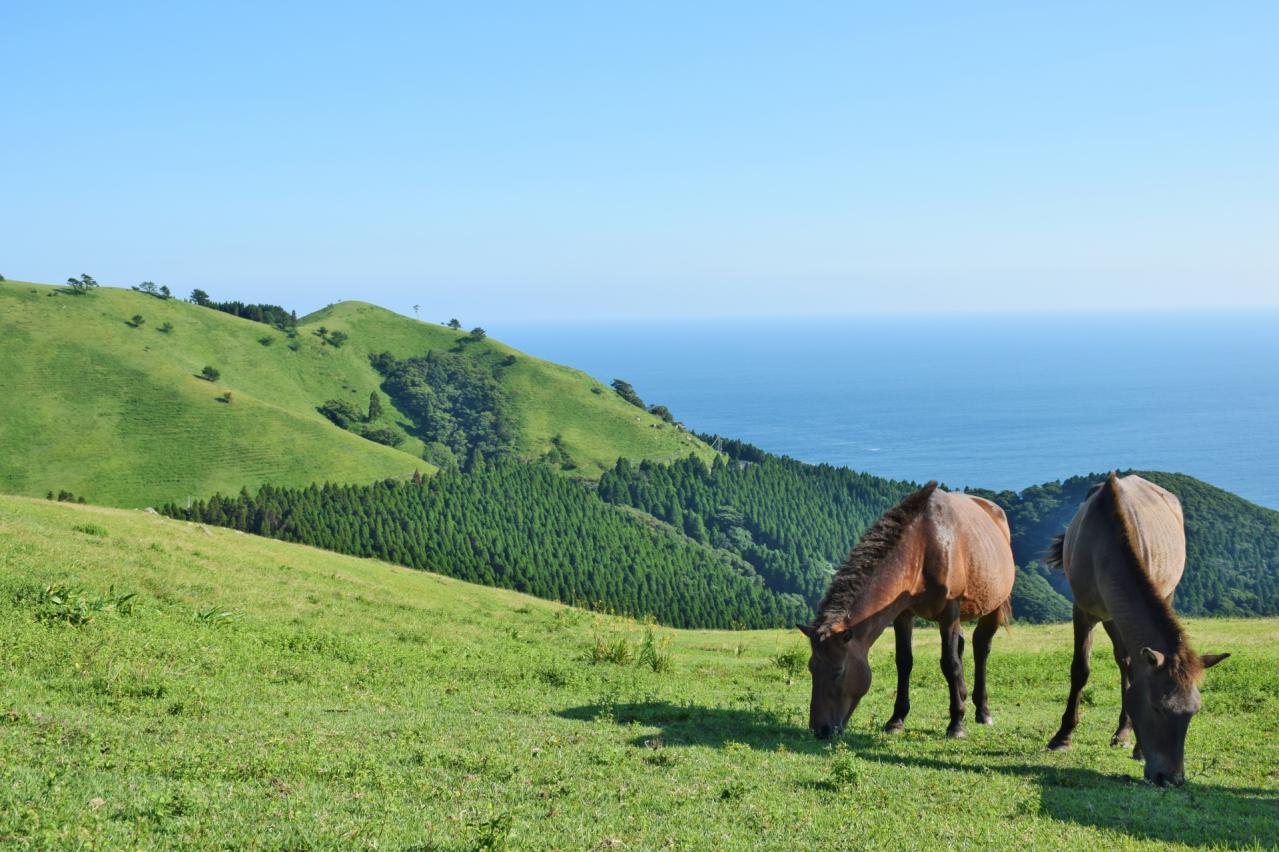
0, 280, 711, 506
2, 495, 1276, 847
5, 278, 1279, 627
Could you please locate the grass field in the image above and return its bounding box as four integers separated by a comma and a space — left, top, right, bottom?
2, 495, 1276, 849
0, 282, 712, 507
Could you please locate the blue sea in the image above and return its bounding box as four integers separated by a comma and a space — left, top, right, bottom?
497, 312, 1279, 510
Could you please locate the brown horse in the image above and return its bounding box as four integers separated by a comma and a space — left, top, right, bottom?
1045, 472, 1229, 786
800, 481, 1015, 740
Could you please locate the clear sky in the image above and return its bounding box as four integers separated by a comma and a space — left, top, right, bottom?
4, 2, 1277, 321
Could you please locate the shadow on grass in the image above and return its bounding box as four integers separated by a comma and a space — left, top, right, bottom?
557, 700, 871, 754
558, 701, 1278, 848
856, 750, 1279, 849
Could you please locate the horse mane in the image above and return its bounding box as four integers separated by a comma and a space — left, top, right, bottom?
814, 481, 938, 636
1101, 472, 1203, 686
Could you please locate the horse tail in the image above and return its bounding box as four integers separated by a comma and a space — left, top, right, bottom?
1045, 533, 1066, 568
999, 597, 1013, 625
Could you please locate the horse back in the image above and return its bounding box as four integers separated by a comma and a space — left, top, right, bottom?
915, 491, 1015, 620
1061, 474, 1186, 619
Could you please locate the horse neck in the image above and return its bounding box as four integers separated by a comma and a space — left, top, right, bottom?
1099, 532, 1185, 658
838, 531, 921, 646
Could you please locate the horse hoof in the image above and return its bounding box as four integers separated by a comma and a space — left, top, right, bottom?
883, 720, 905, 734
1131, 745, 1144, 762
1110, 733, 1131, 747
946, 726, 966, 739
1047, 738, 1071, 752
977, 713, 994, 725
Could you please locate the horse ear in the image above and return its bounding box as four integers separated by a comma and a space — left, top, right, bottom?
1201, 652, 1230, 669
1140, 647, 1166, 668
796, 624, 817, 640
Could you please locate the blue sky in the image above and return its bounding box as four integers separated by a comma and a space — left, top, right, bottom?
4, 2, 1276, 320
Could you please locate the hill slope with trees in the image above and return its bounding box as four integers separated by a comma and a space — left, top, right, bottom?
0, 280, 712, 506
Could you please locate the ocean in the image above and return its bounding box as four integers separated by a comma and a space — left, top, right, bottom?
497, 311, 1279, 510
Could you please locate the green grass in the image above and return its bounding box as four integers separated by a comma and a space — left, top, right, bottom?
3, 495, 1276, 848
0, 282, 712, 507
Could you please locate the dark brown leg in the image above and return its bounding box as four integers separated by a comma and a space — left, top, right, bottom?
971, 607, 1002, 725
1048, 605, 1098, 750
1101, 620, 1134, 747
884, 612, 914, 733
938, 601, 968, 738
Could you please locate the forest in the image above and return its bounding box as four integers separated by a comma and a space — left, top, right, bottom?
163, 431, 1279, 627
161, 460, 810, 629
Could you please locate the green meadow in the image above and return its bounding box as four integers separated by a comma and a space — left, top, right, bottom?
3, 496, 1276, 849
0, 282, 711, 507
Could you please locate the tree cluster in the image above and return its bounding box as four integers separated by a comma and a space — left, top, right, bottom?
132, 281, 171, 299
317, 392, 401, 446
189, 288, 298, 331
65, 274, 98, 295
610, 379, 645, 409
371, 350, 514, 466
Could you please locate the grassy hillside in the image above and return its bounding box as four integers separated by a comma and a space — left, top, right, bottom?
3, 496, 1276, 848
302, 300, 710, 474
0, 281, 712, 506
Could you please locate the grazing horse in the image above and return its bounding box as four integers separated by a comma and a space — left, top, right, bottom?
1045, 472, 1229, 786
800, 481, 1015, 740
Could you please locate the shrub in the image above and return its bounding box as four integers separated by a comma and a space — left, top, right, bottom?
589, 634, 633, 665
35, 583, 136, 626
128, 314, 145, 327
200, 366, 220, 382
194, 606, 242, 626
637, 627, 673, 673
361, 426, 404, 447
218, 391, 233, 404
649, 404, 675, 424
158, 321, 174, 334
830, 751, 862, 788
258, 335, 274, 346
318, 399, 362, 429
772, 647, 807, 685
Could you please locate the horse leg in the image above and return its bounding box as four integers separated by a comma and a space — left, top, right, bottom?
938, 601, 968, 738
1048, 605, 1098, 751
971, 607, 1002, 725
884, 612, 914, 734
1101, 620, 1135, 747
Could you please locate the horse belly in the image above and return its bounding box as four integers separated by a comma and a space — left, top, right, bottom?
956, 544, 1015, 619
